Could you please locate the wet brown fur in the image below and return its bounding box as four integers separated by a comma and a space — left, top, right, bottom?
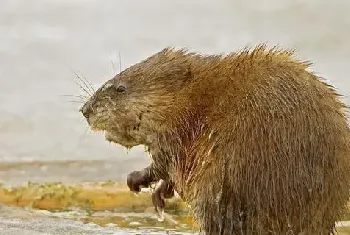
80, 45, 350, 235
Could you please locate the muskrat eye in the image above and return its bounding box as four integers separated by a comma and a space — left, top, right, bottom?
116, 85, 126, 92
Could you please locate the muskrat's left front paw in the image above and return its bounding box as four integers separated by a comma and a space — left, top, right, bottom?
126, 170, 152, 193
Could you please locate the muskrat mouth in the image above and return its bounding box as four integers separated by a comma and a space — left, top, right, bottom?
104, 131, 139, 149
85, 114, 139, 148
87, 115, 110, 132
89, 123, 103, 132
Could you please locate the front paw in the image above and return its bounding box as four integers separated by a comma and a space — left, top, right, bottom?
152, 180, 175, 221
126, 170, 152, 193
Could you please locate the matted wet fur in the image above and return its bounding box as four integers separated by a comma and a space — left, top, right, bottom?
80, 45, 350, 235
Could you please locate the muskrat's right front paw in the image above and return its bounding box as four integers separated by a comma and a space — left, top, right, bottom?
126, 170, 151, 193
152, 180, 175, 222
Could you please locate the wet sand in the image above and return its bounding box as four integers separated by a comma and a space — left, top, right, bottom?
0, 177, 348, 234
0, 205, 195, 235
0, 178, 196, 235
0, 171, 196, 234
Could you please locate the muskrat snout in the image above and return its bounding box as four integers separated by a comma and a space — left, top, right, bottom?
79, 102, 92, 119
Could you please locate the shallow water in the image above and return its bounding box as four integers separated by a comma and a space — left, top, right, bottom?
1, 0, 350, 234
0, 181, 197, 235
0, 205, 195, 235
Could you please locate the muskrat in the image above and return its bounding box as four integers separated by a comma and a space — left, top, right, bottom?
80, 45, 350, 235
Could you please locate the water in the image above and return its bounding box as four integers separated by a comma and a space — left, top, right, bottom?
0, 205, 194, 235
1, 0, 350, 234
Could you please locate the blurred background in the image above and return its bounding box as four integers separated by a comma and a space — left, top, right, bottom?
0, 0, 350, 234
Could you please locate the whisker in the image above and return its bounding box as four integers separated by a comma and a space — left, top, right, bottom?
71, 70, 95, 96
74, 79, 92, 97
60, 94, 88, 102
110, 55, 116, 75
74, 71, 93, 93
65, 67, 92, 97
67, 67, 94, 96
118, 52, 122, 73
76, 94, 88, 101
79, 72, 96, 94
69, 69, 95, 96
65, 100, 84, 104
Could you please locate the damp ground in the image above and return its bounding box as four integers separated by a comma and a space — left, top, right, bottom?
0, 165, 349, 235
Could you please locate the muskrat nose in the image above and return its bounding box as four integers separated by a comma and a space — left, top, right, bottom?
80, 103, 91, 119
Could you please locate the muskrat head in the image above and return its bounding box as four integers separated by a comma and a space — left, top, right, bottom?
79, 48, 192, 148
